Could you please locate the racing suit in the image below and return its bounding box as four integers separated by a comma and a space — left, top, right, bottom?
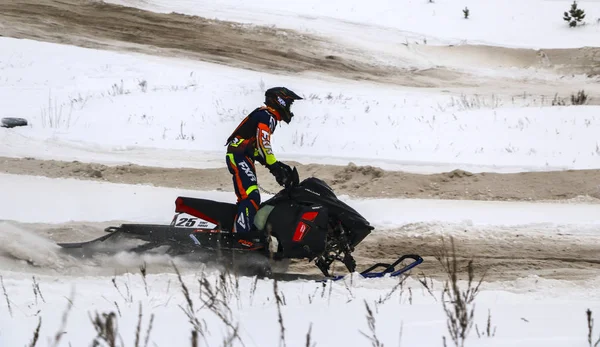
225, 106, 282, 233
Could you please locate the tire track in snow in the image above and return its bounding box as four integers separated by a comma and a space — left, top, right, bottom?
2, 220, 599, 283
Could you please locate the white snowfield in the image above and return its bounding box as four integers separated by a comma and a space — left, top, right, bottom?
2, 0, 600, 346
109, 0, 600, 49
0, 174, 599, 346
1, 268, 599, 347
1, 37, 600, 173
1, 173, 599, 228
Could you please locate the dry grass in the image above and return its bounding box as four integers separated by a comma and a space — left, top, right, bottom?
475, 309, 497, 339
50, 288, 75, 347
90, 311, 121, 347
587, 309, 600, 347
28, 316, 42, 347
376, 274, 409, 306
32, 276, 46, 305
139, 262, 149, 297
572, 90, 589, 105
111, 275, 133, 303
134, 302, 155, 347
1, 275, 12, 318
273, 279, 287, 347
305, 323, 315, 347
172, 262, 207, 346
436, 236, 488, 347
359, 300, 383, 347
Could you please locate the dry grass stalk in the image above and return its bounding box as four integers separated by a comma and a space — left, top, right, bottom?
273, 279, 287, 347
359, 300, 383, 347
436, 236, 487, 347
90, 311, 121, 347
28, 316, 42, 347
143, 313, 155, 347
172, 262, 207, 345
111, 275, 133, 303
32, 276, 46, 304
416, 272, 437, 301
377, 274, 408, 306
1, 276, 12, 318
475, 309, 497, 338
134, 303, 142, 347
197, 274, 244, 347
305, 323, 315, 347
139, 262, 149, 297
587, 309, 600, 347
50, 289, 75, 347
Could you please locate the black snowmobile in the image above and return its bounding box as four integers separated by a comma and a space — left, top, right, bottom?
58, 168, 422, 280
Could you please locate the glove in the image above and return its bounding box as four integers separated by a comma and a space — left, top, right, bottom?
268, 161, 293, 187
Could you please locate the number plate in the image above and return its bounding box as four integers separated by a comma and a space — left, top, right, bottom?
173, 213, 217, 229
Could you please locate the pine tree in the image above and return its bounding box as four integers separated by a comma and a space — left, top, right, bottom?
563, 1, 586, 27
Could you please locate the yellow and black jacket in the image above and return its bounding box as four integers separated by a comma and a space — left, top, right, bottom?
225, 106, 281, 166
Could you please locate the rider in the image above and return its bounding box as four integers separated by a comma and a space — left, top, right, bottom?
225, 86, 303, 236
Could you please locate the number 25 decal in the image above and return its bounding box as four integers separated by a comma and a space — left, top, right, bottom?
175, 217, 198, 227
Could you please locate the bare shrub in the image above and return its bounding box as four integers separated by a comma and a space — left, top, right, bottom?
109, 80, 128, 96
172, 262, 207, 344
138, 79, 148, 93
40, 94, 73, 129
552, 93, 566, 106
197, 272, 244, 347
90, 311, 122, 347
571, 90, 589, 105
176, 121, 195, 141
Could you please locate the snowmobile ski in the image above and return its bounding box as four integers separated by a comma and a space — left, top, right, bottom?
322, 254, 423, 282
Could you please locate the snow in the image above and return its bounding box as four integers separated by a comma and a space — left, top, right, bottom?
1, 268, 600, 347
2, 0, 600, 345
107, 0, 600, 49
0, 173, 599, 346
2, 37, 600, 173
1, 173, 599, 229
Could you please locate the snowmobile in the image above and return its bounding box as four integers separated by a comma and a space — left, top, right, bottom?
58, 167, 422, 280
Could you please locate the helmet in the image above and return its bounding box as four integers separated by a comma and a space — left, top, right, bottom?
264, 87, 303, 124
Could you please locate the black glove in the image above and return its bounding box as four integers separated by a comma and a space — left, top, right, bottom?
268, 161, 293, 187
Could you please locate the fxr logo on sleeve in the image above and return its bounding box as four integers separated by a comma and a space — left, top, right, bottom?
260, 129, 273, 155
